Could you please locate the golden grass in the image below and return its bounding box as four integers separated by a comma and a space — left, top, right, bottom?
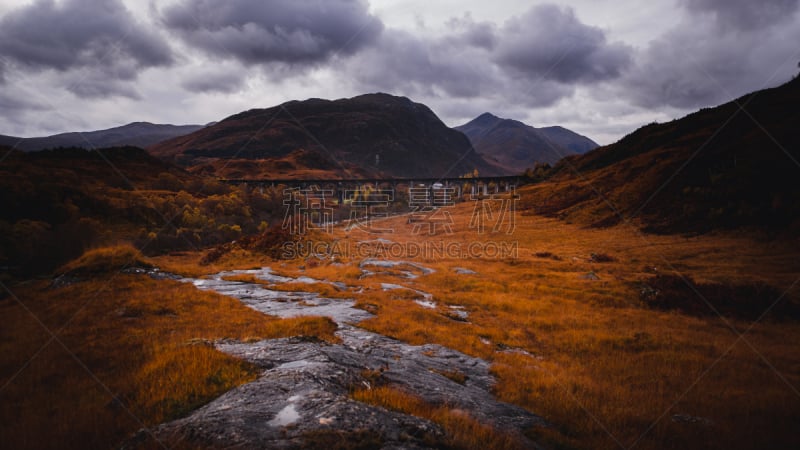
352, 385, 526, 450
335, 203, 800, 449
0, 267, 337, 449
153, 249, 269, 278
58, 243, 151, 275
9, 206, 800, 449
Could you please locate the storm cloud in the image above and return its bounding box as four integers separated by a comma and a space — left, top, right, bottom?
494, 4, 632, 83
161, 0, 383, 67
625, 0, 800, 109
181, 70, 246, 94
0, 0, 172, 77
0, 0, 797, 145
345, 5, 628, 110
681, 0, 800, 30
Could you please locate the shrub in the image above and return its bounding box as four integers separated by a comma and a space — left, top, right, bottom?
638, 274, 798, 320
58, 244, 152, 276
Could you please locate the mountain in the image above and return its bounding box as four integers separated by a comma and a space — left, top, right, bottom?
521, 77, 800, 233
0, 122, 205, 152
149, 93, 502, 179
454, 113, 598, 173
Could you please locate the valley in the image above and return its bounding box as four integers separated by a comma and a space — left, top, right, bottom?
2, 80, 799, 450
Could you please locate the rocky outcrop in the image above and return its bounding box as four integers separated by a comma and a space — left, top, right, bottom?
127, 267, 545, 449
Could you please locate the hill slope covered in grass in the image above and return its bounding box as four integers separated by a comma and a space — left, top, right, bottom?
520, 77, 800, 233
455, 112, 597, 173
0, 147, 284, 276
149, 93, 503, 179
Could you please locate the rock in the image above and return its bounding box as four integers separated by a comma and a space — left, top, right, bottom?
453, 267, 477, 275
671, 413, 713, 426
580, 271, 600, 280
50, 274, 81, 288
124, 269, 546, 448
133, 332, 544, 448
359, 259, 436, 279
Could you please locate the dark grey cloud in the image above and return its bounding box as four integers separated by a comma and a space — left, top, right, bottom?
0, 91, 49, 114
162, 0, 383, 66
182, 71, 246, 94
0, 0, 173, 75
493, 4, 632, 83
347, 27, 573, 108
347, 4, 625, 110
681, 0, 800, 30
63, 68, 142, 99
624, 1, 800, 109
444, 14, 498, 50
346, 28, 496, 99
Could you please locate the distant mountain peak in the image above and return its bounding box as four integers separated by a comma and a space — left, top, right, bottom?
476, 112, 500, 120
454, 113, 598, 172
0, 122, 205, 152
148, 92, 502, 179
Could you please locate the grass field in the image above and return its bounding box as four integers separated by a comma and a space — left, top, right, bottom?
0, 246, 337, 449
284, 199, 799, 449
2, 199, 799, 449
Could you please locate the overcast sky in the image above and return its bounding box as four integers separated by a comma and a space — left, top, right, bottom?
0, 0, 797, 144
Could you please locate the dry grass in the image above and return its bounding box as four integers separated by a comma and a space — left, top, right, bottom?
153, 249, 270, 278
352, 385, 526, 450
0, 248, 338, 449
336, 202, 800, 449
58, 243, 152, 275
7, 204, 800, 450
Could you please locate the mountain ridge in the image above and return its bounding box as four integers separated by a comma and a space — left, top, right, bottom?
454, 112, 598, 173
0, 122, 205, 152
521, 77, 800, 233
149, 93, 504, 179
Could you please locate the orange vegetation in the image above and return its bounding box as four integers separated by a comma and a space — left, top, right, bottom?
352, 385, 526, 450
332, 202, 800, 450
0, 246, 337, 449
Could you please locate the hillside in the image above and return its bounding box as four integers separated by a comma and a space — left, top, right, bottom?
521, 77, 800, 233
149, 93, 502, 179
0, 146, 282, 275
454, 113, 597, 173
0, 122, 204, 152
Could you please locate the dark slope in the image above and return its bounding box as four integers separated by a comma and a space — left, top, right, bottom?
521, 77, 800, 233
0, 122, 204, 152
150, 93, 502, 179
454, 113, 597, 173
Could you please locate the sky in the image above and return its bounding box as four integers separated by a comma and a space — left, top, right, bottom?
0, 0, 798, 145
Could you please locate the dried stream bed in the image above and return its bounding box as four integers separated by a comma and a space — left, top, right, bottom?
132, 265, 544, 449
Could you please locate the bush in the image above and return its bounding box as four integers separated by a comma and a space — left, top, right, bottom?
58, 244, 152, 276
638, 274, 798, 321
589, 252, 615, 263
